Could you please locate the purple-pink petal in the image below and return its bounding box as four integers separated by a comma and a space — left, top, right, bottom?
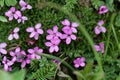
37, 29, 44, 34
47, 29, 53, 34
45, 42, 52, 47
70, 34, 76, 40
35, 23, 41, 29
101, 27, 106, 33
0, 48, 7, 54
66, 37, 71, 44
98, 20, 104, 26
71, 22, 79, 27
53, 26, 58, 33
0, 43, 7, 48
61, 19, 70, 26
13, 33, 19, 39
46, 35, 54, 40
26, 27, 34, 32
94, 26, 101, 35
30, 32, 36, 38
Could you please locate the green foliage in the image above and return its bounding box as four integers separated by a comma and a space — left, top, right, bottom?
0, 0, 17, 7
28, 57, 57, 80
0, 70, 25, 80
91, 0, 104, 9
105, 0, 114, 12
116, 74, 120, 80
0, 0, 4, 7
115, 12, 120, 27
63, 0, 77, 12
0, 16, 7, 22
0, 0, 120, 80
5, 0, 17, 6
74, 62, 105, 80
12, 70, 26, 80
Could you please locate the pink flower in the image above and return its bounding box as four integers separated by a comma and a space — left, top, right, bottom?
61, 19, 78, 44
19, 51, 30, 68
26, 23, 44, 40
19, 0, 32, 11
62, 27, 77, 44
73, 57, 85, 68
10, 47, 22, 62
45, 37, 61, 53
99, 5, 108, 14
17, 16, 28, 24
2, 56, 14, 71
94, 42, 104, 53
14, 10, 22, 19
10, 47, 31, 68
0, 42, 7, 54
94, 20, 106, 35
46, 26, 62, 40
61, 19, 79, 33
28, 47, 43, 60
5, 7, 17, 21
8, 27, 20, 40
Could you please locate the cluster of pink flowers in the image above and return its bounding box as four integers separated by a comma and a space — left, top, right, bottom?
0, 43, 43, 71
73, 5, 108, 69
94, 20, 106, 35
45, 19, 79, 53
61, 19, 78, 44
2, 1, 110, 70
1, 19, 78, 70
5, 0, 32, 24
94, 5, 108, 53
45, 26, 62, 53
94, 20, 105, 54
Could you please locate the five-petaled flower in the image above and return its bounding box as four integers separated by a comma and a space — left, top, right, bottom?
62, 27, 77, 44
5, 7, 17, 21
94, 42, 104, 53
94, 20, 106, 35
61, 19, 79, 33
26, 23, 44, 40
45, 37, 61, 53
8, 27, 20, 40
28, 47, 43, 60
46, 26, 62, 40
73, 57, 85, 68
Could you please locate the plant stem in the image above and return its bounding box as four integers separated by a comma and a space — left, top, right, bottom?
104, 13, 117, 57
